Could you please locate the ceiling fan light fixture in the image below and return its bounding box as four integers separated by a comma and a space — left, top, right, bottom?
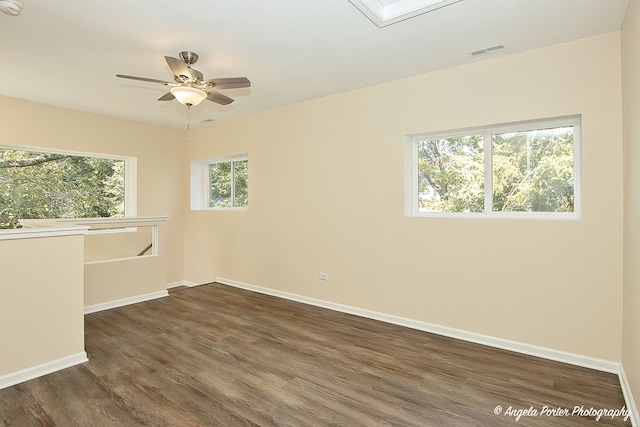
170, 86, 206, 106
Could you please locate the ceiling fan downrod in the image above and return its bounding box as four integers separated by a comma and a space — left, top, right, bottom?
179, 51, 199, 67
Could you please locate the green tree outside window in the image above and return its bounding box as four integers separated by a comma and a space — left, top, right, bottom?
0, 149, 125, 229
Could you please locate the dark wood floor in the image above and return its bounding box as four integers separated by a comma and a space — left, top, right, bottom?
0, 283, 631, 426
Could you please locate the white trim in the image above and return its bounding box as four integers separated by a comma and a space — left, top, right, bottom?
0, 143, 131, 162
124, 157, 137, 216
84, 253, 158, 266
85, 227, 138, 235
84, 290, 168, 314
46, 215, 170, 225
0, 352, 88, 390
11, 215, 168, 242
484, 129, 493, 213
620, 365, 640, 427
203, 207, 249, 212
166, 280, 201, 289
202, 153, 249, 165
0, 225, 88, 241
408, 211, 582, 220
215, 277, 620, 374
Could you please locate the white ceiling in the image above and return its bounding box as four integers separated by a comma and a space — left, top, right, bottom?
0, 0, 629, 129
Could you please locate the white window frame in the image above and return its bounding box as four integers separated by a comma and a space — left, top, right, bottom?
0, 144, 137, 217
190, 153, 248, 211
404, 116, 581, 220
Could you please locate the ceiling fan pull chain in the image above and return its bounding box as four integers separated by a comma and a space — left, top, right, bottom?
187, 105, 191, 142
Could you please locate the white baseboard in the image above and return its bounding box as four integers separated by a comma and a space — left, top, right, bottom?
0, 352, 88, 390
84, 290, 169, 314
620, 366, 639, 427
167, 280, 201, 289
217, 277, 640, 424
215, 277, 620, 374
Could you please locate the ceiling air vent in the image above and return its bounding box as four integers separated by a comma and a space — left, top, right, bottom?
468, 44, 505, 58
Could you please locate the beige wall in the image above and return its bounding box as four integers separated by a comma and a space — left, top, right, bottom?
0, 96, 185, 284
0, 234, 85, 375
186, 32, 624, 362
622, 0, 640, 412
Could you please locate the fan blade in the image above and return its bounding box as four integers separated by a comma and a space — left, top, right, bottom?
203, 77, 251, 89
116, 74, 173, 85
165, 56, 192, 81
206, 90, 234, 105
158, 92, 175, 101
190, 68, 204, 82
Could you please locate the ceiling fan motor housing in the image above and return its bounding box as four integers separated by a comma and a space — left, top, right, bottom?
179, 51, 199, 66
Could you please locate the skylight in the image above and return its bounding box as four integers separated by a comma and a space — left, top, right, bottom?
348, 0, 462, 27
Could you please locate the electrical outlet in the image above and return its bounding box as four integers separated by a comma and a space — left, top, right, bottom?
319, 272, 329, 281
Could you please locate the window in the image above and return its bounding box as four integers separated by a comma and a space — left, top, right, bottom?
405, 116, 580, 219
209, 159, 248, 208
190, 154, 248, 210
0, 146, 136, 229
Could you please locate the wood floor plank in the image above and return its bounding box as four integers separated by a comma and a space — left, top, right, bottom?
0, 282, 632, 426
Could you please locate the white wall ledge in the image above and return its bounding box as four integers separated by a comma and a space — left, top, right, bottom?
0, 223, 89, 241
20, 215, 170, 227
1, 215, 170, 241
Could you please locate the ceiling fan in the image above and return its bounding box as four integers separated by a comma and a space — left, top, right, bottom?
116, 51, 250, 108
